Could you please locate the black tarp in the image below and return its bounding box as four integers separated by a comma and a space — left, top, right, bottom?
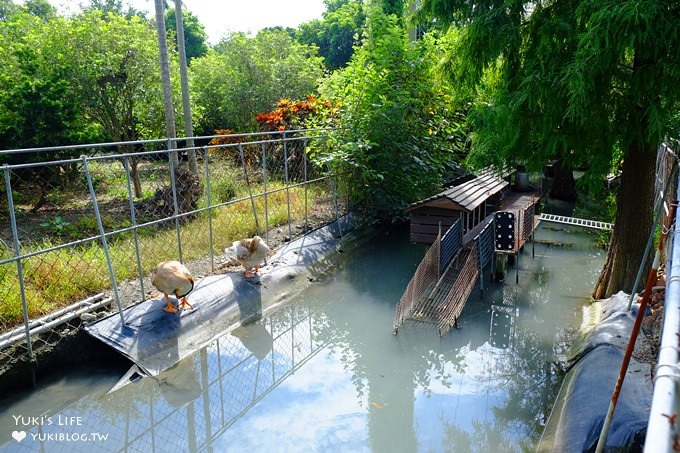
539, 292, 652, 452
86, 216, 355, 376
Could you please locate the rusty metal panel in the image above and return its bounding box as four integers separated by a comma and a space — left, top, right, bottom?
476, 217, 495, 269
437, 246, 480, 335
393, 232, 441, 333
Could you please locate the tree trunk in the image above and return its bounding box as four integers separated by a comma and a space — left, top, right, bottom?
593, 137, 655, 299
548, 159, 577, 201
130, 159, 143, 198
154, 0, 178, 168
593, 44, 660, 300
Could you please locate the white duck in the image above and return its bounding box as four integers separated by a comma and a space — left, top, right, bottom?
226, 235, 271, 278
151, 261, 195, 313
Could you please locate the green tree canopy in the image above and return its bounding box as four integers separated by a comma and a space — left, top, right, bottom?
1, 7, 175, 150
418, 0, 680, 297
0, 8, 178, 197
56, 11, 172, 143
190, 29, 324, 134
82, 0, 148, 19
296, 0, 365, 69
0, 12, 102, 153
165, 7, 208, 62
0, 0, 21, 21
22, 0, 56, 20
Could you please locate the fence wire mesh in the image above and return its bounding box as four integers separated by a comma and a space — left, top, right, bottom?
2, 303, 327, 452
0, 130, 347, 370
393, 231, 441, 333
643, 138, 680, 453
437, 245, 480, 335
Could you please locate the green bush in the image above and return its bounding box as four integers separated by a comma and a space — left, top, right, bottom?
319, 8, 467, 222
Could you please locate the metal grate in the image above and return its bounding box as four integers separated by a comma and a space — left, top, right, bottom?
437, 245, 480, 335
521, 204, 535, 243
439, 219, 462, 271
476, 216, 495, 270
395, 220, 489, 335
538, 213, 613, 230
393, 231, 441, 333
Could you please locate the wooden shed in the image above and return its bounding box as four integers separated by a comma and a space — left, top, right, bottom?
407, 168, 512, 244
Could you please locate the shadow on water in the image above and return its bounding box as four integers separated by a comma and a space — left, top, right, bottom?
0, 221, 603, 452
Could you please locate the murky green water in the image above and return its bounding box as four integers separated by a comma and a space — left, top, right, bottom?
0, 223, 604, 452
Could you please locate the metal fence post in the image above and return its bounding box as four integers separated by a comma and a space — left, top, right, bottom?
123, 157, 145, 300
283, 132, 292, 240
438, 222, 442, 278
186, 401, 197, 451
200, 348, 213, 442
239, 144, 260, 234
82, 156, 125, 327
304, 138, 309, 232
168, 151, 184, 262
478, 237, 484, 296
322, 137, 342, 237
3, 166, 34, 361
261, 142, 269, 243
628, 196, 665, 310
645, 162, 680, 452
203, 147, 215, 272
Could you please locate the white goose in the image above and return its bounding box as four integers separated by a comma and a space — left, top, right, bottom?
226, 235, 271, 278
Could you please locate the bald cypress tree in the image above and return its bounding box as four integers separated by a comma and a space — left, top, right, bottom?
418, 0, 680, 298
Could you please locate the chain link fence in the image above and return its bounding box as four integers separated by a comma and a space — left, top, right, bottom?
0, 130, 348, 372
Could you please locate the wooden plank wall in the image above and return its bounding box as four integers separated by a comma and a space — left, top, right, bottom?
409, 207, 461, 244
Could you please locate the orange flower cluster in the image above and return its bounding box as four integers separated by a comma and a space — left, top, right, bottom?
208, 129, 244, 146
256, 95, 335, 131
207, 128, 255, 162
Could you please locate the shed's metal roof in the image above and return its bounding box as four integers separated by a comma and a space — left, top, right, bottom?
407, 169, 510, 213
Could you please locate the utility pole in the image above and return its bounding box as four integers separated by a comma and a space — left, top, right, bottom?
154, 0, 178, 167
174, 0, 199, 176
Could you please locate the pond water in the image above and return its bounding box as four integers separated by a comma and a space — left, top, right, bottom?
0, 222, 604, 452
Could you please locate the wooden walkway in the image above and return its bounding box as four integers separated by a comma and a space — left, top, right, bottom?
538, 213, 613, 231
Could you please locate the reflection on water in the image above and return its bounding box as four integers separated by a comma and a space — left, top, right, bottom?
0, 223, 603, 452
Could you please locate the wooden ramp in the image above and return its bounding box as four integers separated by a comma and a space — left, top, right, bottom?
539, 213, 613, 230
